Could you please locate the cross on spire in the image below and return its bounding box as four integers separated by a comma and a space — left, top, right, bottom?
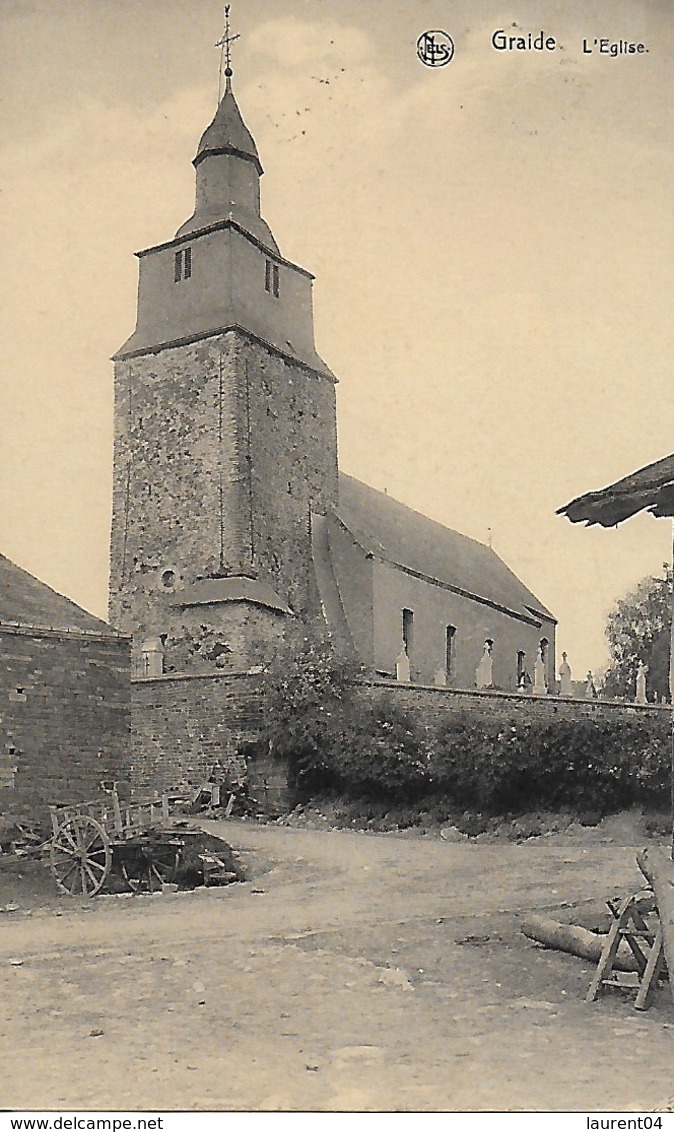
215, 5, 240, 102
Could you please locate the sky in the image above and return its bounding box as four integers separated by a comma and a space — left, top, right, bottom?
0, 0, 672, 679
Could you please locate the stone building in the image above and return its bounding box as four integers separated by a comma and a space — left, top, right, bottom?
314, 474, 556, 690
0, 553, 130, 818
110, 75, 555, 700
110, 77, 338, 681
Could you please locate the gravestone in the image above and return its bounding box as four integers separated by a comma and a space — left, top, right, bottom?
533, 647, 547, 697
635, 661, 648, 705
559, 651, 572, 696
476, 641, 493, 689
395, 646, 411, 683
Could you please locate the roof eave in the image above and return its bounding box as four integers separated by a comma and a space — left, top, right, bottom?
558, 454, 674, 527
558, 484, 674, 528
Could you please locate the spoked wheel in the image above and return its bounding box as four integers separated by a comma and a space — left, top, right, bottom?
120, 839, 180, 894
50, 815, 112, 896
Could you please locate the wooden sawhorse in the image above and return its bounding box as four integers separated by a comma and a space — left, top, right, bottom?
586, 888, 667, 1011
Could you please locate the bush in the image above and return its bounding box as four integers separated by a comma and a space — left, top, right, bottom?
334, 695, 430, 800
263, 646, 671, 815
261, 638, 361, 794
262, 645, 430, 800
429, 712, 671, 814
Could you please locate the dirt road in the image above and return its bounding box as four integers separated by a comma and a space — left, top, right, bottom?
0, 822, 672, 1111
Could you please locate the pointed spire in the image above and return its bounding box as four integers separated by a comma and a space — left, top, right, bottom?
175, 7, 276, 248
195, 6, 259, 173
193, 88, 263, 177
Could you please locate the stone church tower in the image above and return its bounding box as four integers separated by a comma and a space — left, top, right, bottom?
109, 76, 338, 675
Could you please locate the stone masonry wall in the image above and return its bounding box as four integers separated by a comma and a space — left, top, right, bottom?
243, 335, 338, 617
131, 671, 262, 789
110, 335, 245, 640
110, 330, 338, 673
131, 672, 296, 811
356, 678, 672, 726
129, 671, 668, 816
0, 626, 131, 821
162, 602, 290, 677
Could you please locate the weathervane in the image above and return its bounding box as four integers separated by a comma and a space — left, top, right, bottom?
215, 5, 240, 103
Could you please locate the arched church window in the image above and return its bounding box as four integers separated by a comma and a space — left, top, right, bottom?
445, 625, 456, 678
402, 608, 414, 658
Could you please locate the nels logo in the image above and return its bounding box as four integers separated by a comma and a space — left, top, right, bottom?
417, 30, 455, 67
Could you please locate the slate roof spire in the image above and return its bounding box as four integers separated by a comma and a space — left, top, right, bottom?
192, 85, 263, 179
176, 7, 277, 248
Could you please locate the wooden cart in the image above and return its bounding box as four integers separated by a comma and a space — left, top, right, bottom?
48, 784, 183, 896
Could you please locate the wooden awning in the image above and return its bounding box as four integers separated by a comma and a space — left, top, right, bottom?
558, 453, 674, 528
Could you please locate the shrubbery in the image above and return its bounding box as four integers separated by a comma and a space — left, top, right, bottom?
428, 714, 670, 813
262, 643, 672, 815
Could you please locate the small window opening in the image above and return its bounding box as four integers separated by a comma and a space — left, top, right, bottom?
265, 259, 280, 297
402, 609, 414, 657
445, 625, 456, 678
517, 650, 526, 684
161, 569, 176, 589
174, 248, 192, 283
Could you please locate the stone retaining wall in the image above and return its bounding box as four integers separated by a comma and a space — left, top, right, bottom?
129, 671, 670, 813
356, 678, 671, 724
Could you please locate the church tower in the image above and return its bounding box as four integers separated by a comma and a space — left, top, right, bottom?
109, 64, 338, 675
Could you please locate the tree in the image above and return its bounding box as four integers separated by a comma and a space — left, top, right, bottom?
260, 637, 364, 793
602, 564, 672, 702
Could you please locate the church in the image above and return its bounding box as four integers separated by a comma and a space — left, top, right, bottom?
109, 68, 556, 698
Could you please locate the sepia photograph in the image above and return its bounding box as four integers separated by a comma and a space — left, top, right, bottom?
1, 0, 673, 1118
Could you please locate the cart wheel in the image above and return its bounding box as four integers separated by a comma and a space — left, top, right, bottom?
50, 815, 112, 896
121, 844, 179, 894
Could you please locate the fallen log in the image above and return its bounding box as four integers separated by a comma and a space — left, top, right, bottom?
521, 914, 639, 972
636, 846, 674, 1005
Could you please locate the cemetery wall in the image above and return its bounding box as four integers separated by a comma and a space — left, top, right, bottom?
131, 669, 292, 811
355, 678, 671, 725
129, 671, 668, 812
